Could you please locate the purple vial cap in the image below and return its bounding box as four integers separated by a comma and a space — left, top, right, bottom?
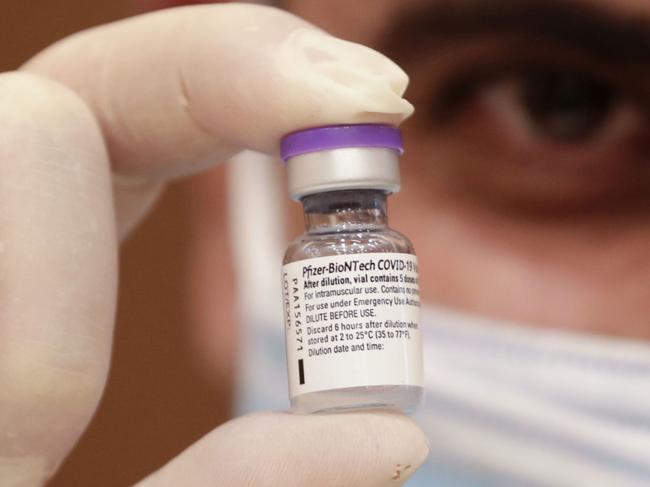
280, 124, 404, 162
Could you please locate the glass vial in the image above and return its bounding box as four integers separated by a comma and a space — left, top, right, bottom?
280, 124, 423, 414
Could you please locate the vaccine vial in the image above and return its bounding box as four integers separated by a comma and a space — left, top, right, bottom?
280, 124, 424, 414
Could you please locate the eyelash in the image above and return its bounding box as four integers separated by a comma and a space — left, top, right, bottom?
422, 49, 650, 124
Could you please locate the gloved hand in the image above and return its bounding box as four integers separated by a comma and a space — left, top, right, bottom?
1, 4, 427, 486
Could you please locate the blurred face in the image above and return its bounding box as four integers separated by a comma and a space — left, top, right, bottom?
287, 0, 650, 339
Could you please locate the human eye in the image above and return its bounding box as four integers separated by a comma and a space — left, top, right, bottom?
392, 14, 650, 213
433, 63, 639, 145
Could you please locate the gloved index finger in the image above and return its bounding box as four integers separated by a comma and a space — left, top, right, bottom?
21, 4, 413, 183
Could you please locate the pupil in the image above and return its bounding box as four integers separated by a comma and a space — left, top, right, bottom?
521, 69, 616, 142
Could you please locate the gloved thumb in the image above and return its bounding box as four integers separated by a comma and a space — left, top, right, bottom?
135, 411, 429, 487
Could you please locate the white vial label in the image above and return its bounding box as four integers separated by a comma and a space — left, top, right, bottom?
282, 253, 423, 398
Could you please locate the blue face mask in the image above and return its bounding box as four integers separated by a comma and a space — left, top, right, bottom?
410, 304, 650, 487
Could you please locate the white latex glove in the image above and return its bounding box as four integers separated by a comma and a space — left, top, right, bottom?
0, 4, 427, 487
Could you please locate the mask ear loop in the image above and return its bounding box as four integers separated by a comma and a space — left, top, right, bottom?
228, 151, 290, 414
228, 151, 287, 327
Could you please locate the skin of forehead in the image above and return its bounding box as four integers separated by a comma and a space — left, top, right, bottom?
287, 0, 650, 47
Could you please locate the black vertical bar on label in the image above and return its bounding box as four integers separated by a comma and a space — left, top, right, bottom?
298, 359, 305, 385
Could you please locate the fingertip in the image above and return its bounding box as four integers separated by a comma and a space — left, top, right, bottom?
139, 410, 429, 487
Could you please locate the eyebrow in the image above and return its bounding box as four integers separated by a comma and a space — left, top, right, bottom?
383, 0, 650, 66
